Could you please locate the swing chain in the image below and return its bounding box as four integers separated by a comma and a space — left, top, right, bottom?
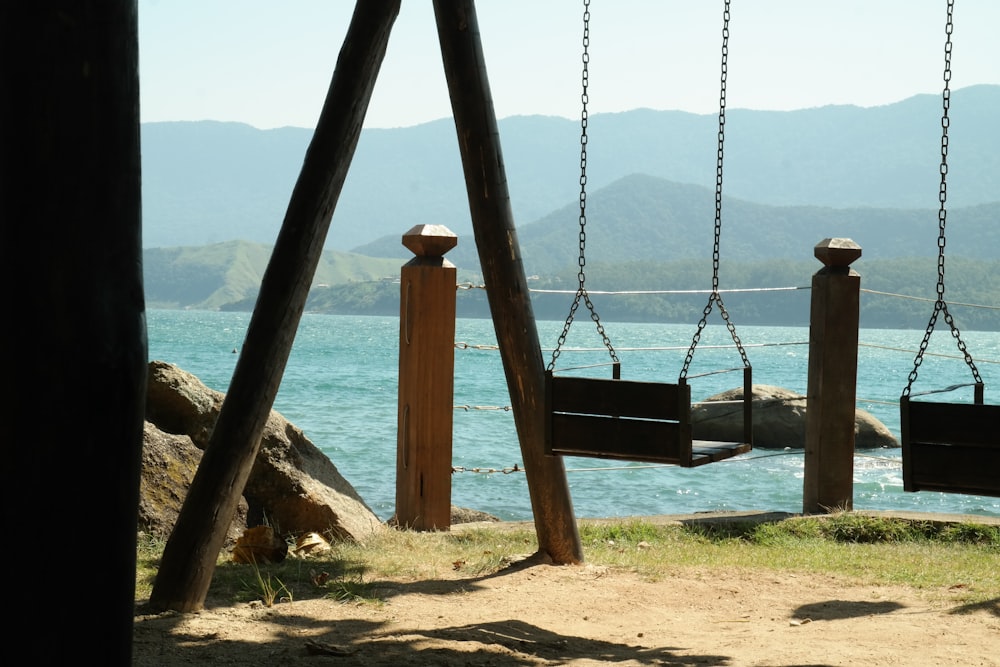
549, 0, 619, 372
712, 0, 730, 296
680, 0, 749, 380
903, 0, 982, 397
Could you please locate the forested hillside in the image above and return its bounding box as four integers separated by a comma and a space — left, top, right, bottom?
422, 174, 1000, 275
297, 256, 1000, 330
147, 172, 1000, 327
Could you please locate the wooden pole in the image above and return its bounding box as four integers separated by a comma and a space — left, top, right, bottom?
1, 2, 145, 662
395, 224, 458, 530
148, 0, 401, 612
803, 238, 862, 514
432, 0, 583, 563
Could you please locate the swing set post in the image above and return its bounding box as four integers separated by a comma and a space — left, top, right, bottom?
803, 238, 863, 514
433, 0, 583, 563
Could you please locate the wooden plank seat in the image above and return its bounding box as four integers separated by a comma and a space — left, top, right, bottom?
545, 366, 752, 467
901, 384, 1000, 497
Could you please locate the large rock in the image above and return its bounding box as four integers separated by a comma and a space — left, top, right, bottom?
247, 410, 384, 541
144, 361, 384, 543
145, 361, 222, 449
139, 422, 248, 545
692, 384, 898, 449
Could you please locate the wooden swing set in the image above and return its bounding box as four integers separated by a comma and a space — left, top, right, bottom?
149, 0, 995, 615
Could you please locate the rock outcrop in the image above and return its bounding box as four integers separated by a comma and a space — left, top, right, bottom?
692, 384, 898, 449
139, 421, 248, 545
141, 361, 384, 544
450, 506, 500, 524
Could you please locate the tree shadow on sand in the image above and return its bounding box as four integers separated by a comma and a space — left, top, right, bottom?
418, 618, 729, 665
133, 553, 733, 665
133, 611, 731, 666
133, 614, 732, 667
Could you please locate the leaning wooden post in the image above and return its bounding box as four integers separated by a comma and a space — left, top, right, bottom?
433, 0, 583, 563
395, 224, 458, 530
803, 238, 862, 514
148, 1, 401, 613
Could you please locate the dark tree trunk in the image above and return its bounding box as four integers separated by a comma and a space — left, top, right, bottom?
0, 2, 145, 663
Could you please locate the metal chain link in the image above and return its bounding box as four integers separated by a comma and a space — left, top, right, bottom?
903, 0, 982, 397
680, 0, 749, 380
549, 0, 619, 372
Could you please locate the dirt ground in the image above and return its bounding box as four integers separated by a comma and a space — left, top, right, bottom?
133, 533, 1000, 667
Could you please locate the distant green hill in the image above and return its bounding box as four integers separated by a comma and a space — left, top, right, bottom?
143, 241, 400, 310
364, 173, 1000, 276
299, 255, 1000, 330
516, 174, 1000, 272
144, 172, 1000, 329
142, 85, 1000, 252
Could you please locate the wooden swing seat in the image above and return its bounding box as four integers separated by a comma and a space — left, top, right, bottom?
901, 385, 1000, 497
545, 366, 752, 467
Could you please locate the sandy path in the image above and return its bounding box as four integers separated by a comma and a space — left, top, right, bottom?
134, 553, 999, 666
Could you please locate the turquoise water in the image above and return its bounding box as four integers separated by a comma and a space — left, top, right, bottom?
148, 309, 1000, 521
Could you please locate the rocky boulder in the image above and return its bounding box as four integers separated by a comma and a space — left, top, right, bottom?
450, 506, 500, 524
139, 422, 248, 545
145, 361, 222, 449
143, 361, 384, 543
692, 384, 898, 449
247, 409, 384, 541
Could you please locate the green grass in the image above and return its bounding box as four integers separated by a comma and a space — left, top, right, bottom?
576, 515, 998, 598
136, 514, 999, 609
241, 559, 293, 607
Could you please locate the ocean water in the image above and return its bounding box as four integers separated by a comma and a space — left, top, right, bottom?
147, 309, 1000, 521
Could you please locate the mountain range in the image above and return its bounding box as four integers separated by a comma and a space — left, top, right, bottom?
142, 84, 1000, 255
142, 86, 999, 326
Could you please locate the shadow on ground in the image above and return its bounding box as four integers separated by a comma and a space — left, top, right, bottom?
792, 599, 905, 622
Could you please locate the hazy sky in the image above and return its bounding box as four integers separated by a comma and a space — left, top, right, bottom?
139, 1, 1000, 130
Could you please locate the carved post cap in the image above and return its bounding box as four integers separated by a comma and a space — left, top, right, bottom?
402, 224, 458, 258
814, 238, 862, 267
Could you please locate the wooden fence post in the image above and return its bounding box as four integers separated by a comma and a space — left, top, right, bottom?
803, 238, 862, 513
395, 224, 458, 530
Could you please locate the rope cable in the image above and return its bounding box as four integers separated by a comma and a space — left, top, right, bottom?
451, 449, 905, 476
861, 288, 1000, 311
533, 285, 809, 295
